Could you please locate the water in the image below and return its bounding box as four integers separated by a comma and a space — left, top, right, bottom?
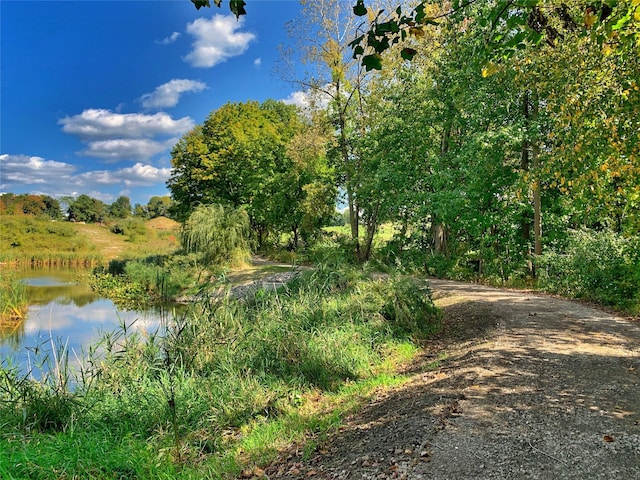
0, 268, 172, 377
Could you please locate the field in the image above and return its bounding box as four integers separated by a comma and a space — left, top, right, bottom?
0, 215, 180, 265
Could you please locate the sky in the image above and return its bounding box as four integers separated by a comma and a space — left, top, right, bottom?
1, 0, 310, 207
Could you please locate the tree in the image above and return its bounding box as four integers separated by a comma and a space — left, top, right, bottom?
168, 100, 333, 247
109, 196, 132, 219
350, 1, 639, 69
181, 203, 250, 266
68, 194, 106, 223
147, 196, 174, 218
283, 0, 388, 260
186, 1, 639, 69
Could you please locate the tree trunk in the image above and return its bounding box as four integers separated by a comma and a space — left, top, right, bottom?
531, 92, 542, 258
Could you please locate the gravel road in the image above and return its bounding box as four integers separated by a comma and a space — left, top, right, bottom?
262, 279, 640, 479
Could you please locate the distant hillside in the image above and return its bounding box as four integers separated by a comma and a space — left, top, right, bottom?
0, 215, 180, 265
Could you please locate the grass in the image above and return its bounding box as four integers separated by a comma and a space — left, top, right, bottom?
0, 272, 27, 325
0, 215, 180, 266
0, 266, 441, 479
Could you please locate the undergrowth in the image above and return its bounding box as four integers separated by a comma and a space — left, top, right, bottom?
0, 266, 441, 479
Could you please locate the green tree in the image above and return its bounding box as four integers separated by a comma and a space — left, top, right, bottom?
109, 196, 132, 219
181, 203, 250, 266
68, 194, 106, 223
168, 100, 333, 247
147, 196, 174, 219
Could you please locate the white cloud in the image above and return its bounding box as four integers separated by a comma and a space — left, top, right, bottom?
184, 14, 255, 68
0, 154, 76, 187
79, 138, 177, 162
59, 109, 194, 140
0, 153, 171, 201
254, 57, 262, 67
282, 86, 331, 111
140, 79, 207, 109
156, 31, 181, 45
77, 163, 172, 187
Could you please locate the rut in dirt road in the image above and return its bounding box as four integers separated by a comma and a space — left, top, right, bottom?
263, 279, 640, 480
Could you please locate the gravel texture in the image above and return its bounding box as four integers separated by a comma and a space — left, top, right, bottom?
260, 279, 640, 479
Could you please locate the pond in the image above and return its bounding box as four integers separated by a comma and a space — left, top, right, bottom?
0, 268, 174, 378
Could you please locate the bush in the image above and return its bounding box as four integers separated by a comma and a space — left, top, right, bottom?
111, 218, 147, 241
537, 229, 640, 311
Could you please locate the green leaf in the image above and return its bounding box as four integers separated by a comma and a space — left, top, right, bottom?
229, 0, 247, 18
362, 54, 383, 71
191, 0, 211, 10
353, 1, 367, 16
400, 48, 417, 61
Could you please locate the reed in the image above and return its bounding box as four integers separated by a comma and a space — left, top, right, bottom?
0, 266, 441, 478
0, 272, 27, 323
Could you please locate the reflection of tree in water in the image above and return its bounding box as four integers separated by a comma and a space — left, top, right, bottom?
26, 285, 98, 308
0, 318, 25, 349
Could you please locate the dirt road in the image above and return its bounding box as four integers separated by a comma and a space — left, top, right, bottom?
264, 279, 640, 479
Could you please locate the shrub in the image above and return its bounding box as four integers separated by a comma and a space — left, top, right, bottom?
111, 217, 147, 241
537, 229, 640, 311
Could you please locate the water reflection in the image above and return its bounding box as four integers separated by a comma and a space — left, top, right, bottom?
0, 268, 172, 376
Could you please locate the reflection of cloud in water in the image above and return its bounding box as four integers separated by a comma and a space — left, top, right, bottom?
0, 292, 169, 378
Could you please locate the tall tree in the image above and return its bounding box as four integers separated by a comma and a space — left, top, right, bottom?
168, 100, 334, 246
109, 196, 132, 219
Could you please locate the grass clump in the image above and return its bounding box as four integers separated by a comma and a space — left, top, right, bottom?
0, 272, 27, 325
0, 266, 440, 478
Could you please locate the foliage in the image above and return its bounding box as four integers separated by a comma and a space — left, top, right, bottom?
147, 195, 174, 219
108, 196, 132, 219
110, 217, 147, 241
351, 1, 640, 69
181, 203, 251, 267
91, 255, 194, 307
0, 193, 62, 220
537, 229, 640, 311
168, 100, 334, 247
67, 194, 107, 223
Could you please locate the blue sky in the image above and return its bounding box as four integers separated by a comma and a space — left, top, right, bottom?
1, 0, 308, 207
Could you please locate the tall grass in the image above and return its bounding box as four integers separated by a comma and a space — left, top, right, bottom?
0, 272, 27, 323
0, 266, 441, 478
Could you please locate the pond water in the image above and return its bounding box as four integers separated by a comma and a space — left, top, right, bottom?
0, 268, 173, 377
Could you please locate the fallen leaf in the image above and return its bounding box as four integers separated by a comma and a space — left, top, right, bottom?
603, 435, 615, 442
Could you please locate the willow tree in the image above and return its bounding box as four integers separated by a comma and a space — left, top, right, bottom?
181, 203, 250, 266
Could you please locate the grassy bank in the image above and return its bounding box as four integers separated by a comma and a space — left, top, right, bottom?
0, 215, 180, 266
0, 267, 440, 479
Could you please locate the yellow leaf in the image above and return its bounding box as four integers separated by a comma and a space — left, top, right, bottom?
482, 62, 500, 78
409, 27, 425, 38
584, 11, 597, 28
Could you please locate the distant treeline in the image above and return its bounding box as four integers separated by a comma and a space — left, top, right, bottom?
0, 193, 175, 222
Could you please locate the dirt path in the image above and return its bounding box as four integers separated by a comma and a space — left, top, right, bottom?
263, 279, 640, 479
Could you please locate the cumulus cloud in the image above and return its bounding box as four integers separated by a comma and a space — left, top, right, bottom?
184, 14, 255, 67
59, 109, 194, 140
140, 79, 207, 109
79, 138, 177, 162
0, 154, 76, 187
0, 153, 171, 201
77, 163, 172, 187
156, 31, 181, 45
254, 57, 262, 67
282, 86, 331, 111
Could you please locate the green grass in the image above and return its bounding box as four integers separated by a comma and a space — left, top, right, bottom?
0, 272, 27, 325
0, 215, 180, 266
0, 266, 441, 479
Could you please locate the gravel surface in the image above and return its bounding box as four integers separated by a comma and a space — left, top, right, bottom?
260, 279, 640, 479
